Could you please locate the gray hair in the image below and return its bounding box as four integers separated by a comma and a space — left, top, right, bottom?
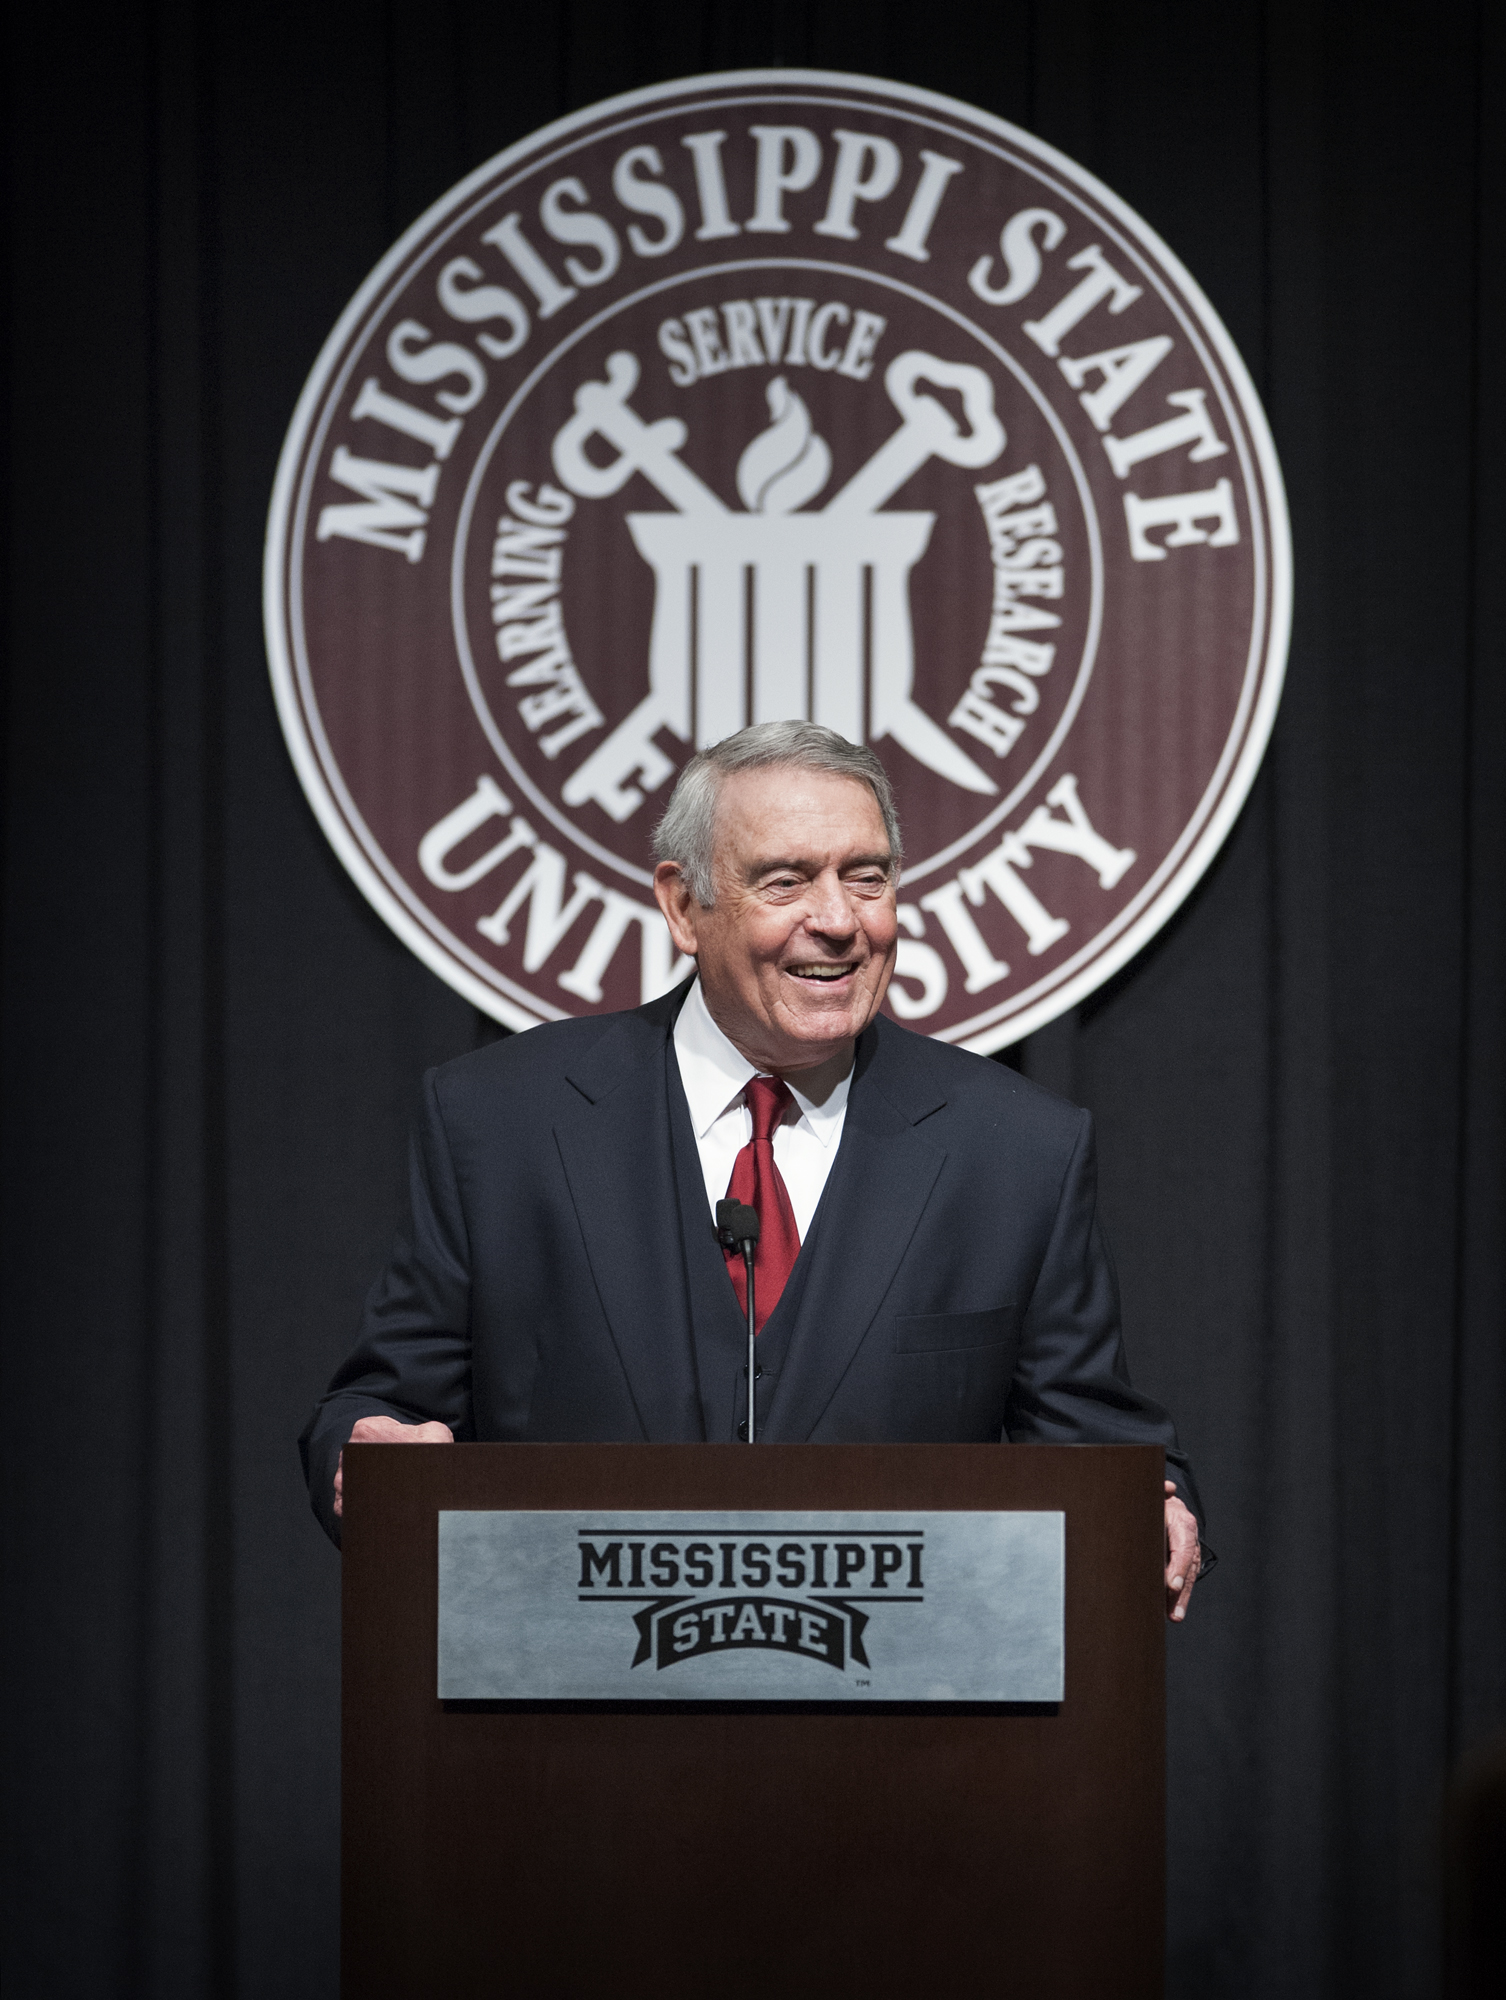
652, 721, 903, 907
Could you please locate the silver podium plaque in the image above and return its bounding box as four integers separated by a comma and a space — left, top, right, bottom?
438, 1510, 1063, 1702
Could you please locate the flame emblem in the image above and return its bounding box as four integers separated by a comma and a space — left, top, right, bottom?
735, 377, 831, 514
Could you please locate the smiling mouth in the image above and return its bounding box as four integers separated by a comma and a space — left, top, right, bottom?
786, 964, 856, 983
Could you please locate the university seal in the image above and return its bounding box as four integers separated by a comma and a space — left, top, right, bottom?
265, 69, 1290, 1047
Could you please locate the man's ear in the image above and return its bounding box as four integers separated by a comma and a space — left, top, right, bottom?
653, 862, 700, 957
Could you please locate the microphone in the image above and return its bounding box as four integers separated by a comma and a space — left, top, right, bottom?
716, 1199, 761, 1443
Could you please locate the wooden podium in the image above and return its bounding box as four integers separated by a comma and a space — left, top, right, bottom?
342, 1443, 1165, 1997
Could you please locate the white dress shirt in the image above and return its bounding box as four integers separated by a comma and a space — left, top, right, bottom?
671, 978, 852, 1242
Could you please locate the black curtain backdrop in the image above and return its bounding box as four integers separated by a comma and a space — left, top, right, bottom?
2, 2, 1502, 1994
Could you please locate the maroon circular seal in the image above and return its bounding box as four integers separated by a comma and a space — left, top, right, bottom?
266, 69, 1289, 1048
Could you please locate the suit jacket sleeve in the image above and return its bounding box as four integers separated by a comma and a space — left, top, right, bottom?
298, 1070, 476, 1545
1004, 1107, 1206, 1531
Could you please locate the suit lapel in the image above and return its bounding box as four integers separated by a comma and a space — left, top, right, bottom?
664, 1048, 749, 1439
553, 1007, 703, 1441
765, 1022, 948, 1441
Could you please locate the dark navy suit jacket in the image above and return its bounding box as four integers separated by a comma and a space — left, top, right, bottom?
300, 982, 1201, 1545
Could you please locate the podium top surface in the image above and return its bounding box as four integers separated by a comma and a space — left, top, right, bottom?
341, 1438, 1165, 1515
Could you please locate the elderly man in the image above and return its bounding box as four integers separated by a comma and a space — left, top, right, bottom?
301, 721, 1204, 1619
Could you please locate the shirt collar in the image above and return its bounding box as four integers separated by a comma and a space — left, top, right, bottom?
673, 977, 755, 1139
672, 979, 853, 1147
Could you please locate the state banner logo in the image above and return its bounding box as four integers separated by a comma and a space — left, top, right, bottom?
265, 69, 1290, 1048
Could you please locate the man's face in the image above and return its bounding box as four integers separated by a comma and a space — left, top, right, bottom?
654, 765, 899, 1074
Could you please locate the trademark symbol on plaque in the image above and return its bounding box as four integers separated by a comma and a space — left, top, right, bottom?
267, 71, 1289, 1048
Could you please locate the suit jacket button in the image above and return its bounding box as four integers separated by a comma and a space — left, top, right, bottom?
736, 1420, 748, 1440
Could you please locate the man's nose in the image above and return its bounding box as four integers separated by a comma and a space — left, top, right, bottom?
805, 873, 858, 937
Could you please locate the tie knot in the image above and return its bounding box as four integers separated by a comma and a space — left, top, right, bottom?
745, 1074, 794, 1143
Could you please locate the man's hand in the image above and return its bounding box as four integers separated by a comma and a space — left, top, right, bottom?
334, 1415, 454, 1518
1165, 1481, 1201, 1623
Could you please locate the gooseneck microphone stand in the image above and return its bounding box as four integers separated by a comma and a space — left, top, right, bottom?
716, 1199, 761, 1442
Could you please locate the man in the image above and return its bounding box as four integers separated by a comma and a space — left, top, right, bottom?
302, 722, 1204, 1619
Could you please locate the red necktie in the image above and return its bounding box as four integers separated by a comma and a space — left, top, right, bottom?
723, 1075, 801, 1332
